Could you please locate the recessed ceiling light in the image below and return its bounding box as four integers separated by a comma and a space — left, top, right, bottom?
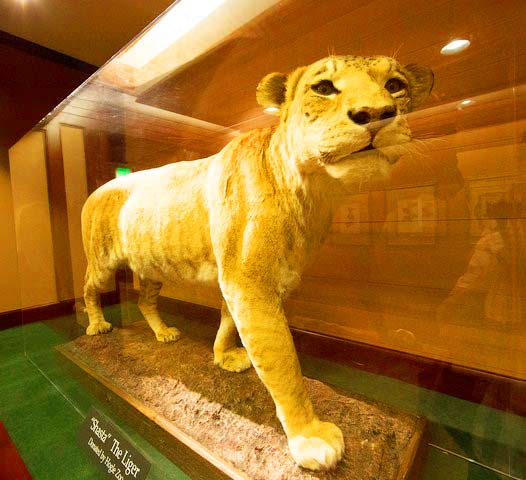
457, 99, 474, 110
264, 106, 280, 113
441, 39, 471, 55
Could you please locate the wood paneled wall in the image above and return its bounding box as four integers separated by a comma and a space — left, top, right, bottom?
13, 0, 524, 381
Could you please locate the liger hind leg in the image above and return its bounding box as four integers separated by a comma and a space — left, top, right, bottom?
138, 278, 180, 342
84, 266, 113, 335
213, 301, 251, 372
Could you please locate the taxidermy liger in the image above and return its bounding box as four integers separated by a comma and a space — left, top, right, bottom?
82, 54, 433, 470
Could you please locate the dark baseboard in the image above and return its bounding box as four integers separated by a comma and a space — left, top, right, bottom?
290, 328, 526, 417
136, 293, 526, 417
0, 30, 97, 73
0, 290, 120, 331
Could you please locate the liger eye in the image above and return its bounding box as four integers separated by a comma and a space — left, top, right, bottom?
385, 78, 406, 94
311, 80, 340, 96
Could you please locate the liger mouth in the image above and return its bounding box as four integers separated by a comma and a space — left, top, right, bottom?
356, 143, 374, 153
320, 142, 377, 164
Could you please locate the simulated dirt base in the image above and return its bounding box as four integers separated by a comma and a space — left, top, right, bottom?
58, 317, 425, 480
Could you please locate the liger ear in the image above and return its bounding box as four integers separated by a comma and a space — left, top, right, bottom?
256, 72, 288, 113
403, 64, 434, 110
256, 67, 307, 114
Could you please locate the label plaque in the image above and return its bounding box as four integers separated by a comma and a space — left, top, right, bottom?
79, 407, 151, 480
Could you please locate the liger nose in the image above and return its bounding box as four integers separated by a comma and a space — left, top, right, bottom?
348, 106, 397, 125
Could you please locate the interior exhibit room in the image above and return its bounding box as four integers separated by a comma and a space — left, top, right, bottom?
0, 0, 525, 478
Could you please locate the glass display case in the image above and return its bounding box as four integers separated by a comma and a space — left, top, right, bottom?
3, 0, 525, 478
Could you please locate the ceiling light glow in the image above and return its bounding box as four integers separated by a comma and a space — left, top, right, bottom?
264, 106, 280, 113
117, 0, 226, 69
441, 39, 471, 55
460, 99, 473, 106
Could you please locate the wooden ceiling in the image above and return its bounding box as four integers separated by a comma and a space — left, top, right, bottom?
44, 0, 526, 157
136, 0, 526, 131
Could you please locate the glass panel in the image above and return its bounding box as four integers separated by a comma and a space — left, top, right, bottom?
7, 0, 524, 477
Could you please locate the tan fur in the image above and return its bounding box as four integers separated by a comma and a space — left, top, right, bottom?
82, 55, 433, 470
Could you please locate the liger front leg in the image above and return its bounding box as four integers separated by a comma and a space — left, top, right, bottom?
222, 288, 344, 470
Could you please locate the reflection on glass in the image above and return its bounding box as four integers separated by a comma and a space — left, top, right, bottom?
439, 185, 526, 330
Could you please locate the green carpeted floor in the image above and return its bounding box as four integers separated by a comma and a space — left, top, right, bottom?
0, 306, 524, 479
0, 315, 189, 480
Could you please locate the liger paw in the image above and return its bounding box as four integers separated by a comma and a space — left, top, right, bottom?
86, 321, 113, 336
155, 326, 181, 343
214, 347, 252, 372
288, 420, 344, 470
